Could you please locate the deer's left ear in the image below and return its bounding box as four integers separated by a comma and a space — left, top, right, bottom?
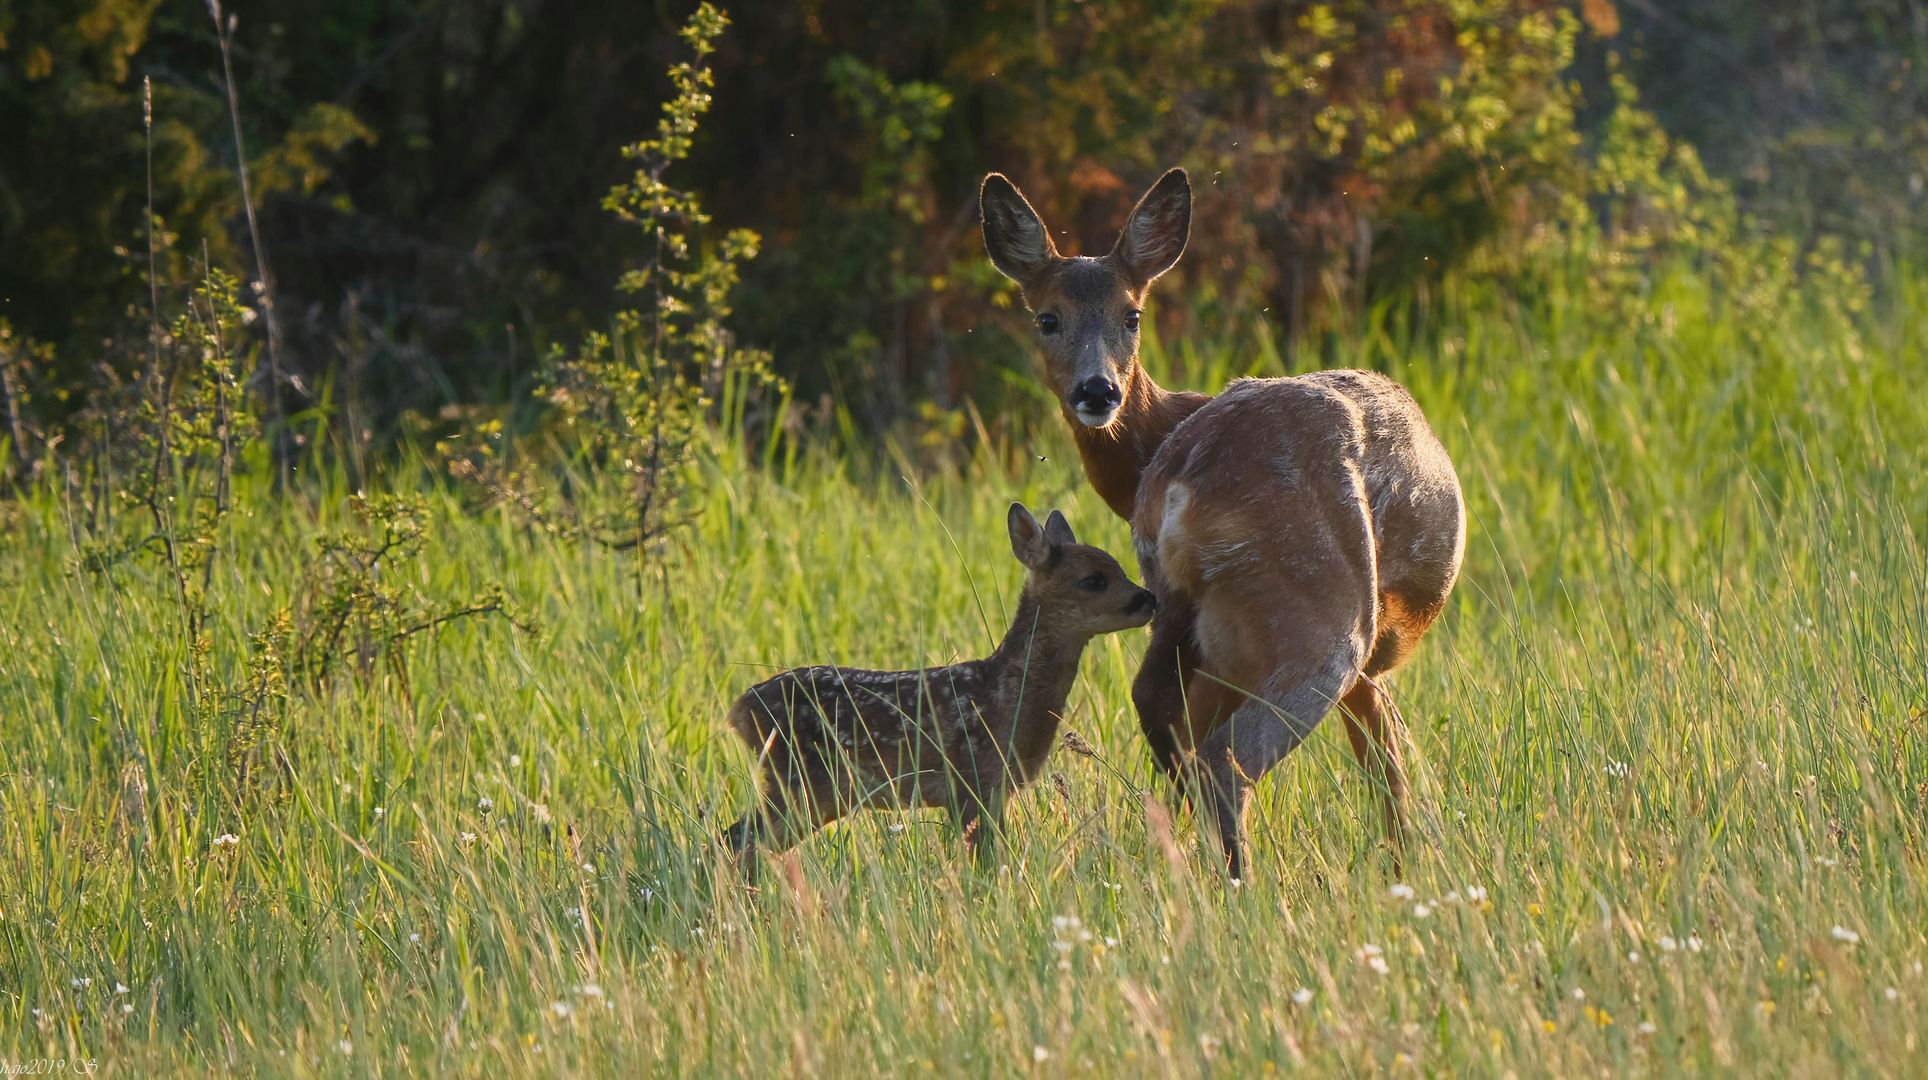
1008, 502, 1052, 569
1112, 168, 1191, 288
1042, 509, 1077, 549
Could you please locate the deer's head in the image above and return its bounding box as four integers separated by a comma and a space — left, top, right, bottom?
981, 169, 1191, 430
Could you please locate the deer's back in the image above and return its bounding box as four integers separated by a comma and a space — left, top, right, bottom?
1133, 371, 1464, 616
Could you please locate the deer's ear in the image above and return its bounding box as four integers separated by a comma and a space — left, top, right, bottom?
1112, 168, 1191, 288
1008, 502, 1051, 569
1042, 509, 1077, 549
981, 173, 1058, 286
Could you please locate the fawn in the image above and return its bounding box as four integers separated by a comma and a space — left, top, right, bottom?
722, 503, 1155, 861
981, 168, 1467, 879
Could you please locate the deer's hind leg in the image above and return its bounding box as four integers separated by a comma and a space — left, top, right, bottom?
1194, 647, 1363, 881
724, 740, 849, 866
1337, 589, 1446, 848
1337, 677, 1406, 849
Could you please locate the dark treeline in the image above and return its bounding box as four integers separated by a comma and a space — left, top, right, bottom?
3, 0, 1925, 449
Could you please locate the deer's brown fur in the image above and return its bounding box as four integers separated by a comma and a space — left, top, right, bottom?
723, 504, 1155, 862
982, 169, 1466, 878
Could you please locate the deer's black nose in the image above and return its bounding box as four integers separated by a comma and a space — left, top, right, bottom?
1124, 588, 1156, 616
1070, 376, 1122, 415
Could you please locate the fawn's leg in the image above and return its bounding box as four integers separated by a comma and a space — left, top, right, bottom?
955, 786, 1007, 868
723, 754, 845, 873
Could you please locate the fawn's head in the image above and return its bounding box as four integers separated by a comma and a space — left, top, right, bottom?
981, 169, 1192, 429
1006, 502, 1156, 637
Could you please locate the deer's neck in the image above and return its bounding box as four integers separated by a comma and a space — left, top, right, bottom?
1067, 365, 1211, 520
984, 591, 1088, 771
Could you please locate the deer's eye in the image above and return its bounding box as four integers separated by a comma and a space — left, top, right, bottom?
1078, 573, 1107, 592
1124, 310, 1141, 332
1039, 313, 1060, 335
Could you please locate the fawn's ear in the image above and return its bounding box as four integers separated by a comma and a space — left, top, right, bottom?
1008, 502, 1052, 570
982, 173, 1058, 287
1112, 168, 1191, 288
1042, 509, 1076, 549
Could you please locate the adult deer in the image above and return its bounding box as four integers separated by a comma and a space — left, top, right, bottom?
980, 169, 1466, 878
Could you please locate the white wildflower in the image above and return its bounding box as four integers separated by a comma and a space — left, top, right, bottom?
336, 1040, 352, 1056
1831, 925, 1860, 945
410, 934, 420, 942
115, 983, 129, 994
1357, 943, 1390, 975
578, 984, 604, 998
1572, 988, 1585, 1000
1389, 883, 1416, 900
1687, 933, 1704, 953
373, 807, 385, 818
1628, 951, 1640, 961
1466, 886, 1488, 903
1291, 987, 1314, 1006
510, 754, 522, 767
212, 833, 241, 849
1442, 891, 1462, 904
1033, 1046, 1050, 1062
71, 977, 91, 989
582, 863, 595, 873
1638, 1021, 1657, 1034
478, 797, 494, 813
551, 1001, 572, 1017
1657, 935, 1679, 952
1604, 760, 1630, 778
1885, 987, 1900, 1001
459, 832, 477, 845
1412, 903, 1433, 919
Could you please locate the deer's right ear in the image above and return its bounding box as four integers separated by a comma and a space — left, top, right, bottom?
981, 174, 1058, 287
1007, 502, 1051, 569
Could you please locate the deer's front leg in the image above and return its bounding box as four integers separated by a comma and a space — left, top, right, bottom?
1132, 597, 1201, 786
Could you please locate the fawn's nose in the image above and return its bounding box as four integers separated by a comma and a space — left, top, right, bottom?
1069, 376, 1122, 416
1124, 588, 1156, 617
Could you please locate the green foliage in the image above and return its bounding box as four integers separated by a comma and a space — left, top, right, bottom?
17, 0, 1914, 447
448, 4, 780, 562
77, 264, 255, 643
286, 494, 536, 704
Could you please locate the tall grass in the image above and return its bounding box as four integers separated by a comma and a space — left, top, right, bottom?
2, 259, 1926, 1076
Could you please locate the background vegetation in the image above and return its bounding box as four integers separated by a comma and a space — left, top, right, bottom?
7, 0, 1928, 443
3, 0, 1928, 1075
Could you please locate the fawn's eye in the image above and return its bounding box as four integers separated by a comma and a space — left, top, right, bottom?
1039, 313, 1060, 335
1124, 310, 1141, 332
1078, 573, 1107, 592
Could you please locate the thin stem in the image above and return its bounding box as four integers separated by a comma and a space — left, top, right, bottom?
209, 0, 287, 440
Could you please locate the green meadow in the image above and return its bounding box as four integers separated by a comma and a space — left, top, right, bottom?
4, 262, 1927, 1076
